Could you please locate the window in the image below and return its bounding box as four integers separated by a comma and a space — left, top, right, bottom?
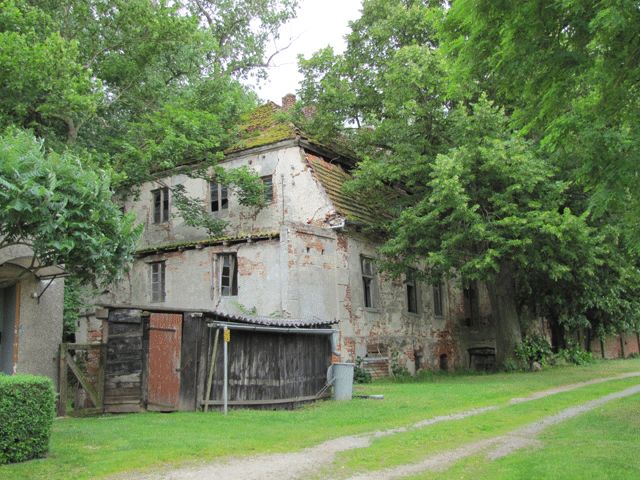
433, 283, 444, 318
261, 175, 274, 203
150, 262, 166, 302
219, 253, 238, 296
210, 181, 228, 212
361, 256, 377, 308
406, 271, 418, 314
152, 187, 169, 223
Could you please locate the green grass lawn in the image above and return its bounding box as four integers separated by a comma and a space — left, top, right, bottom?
1, 359, 639, 480
424, 392, 640, 480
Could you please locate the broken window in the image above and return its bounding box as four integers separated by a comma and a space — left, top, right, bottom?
219, 253, 238, 296
406, 271, 418, 314
210, 181, 229, 212
433, 283, 444, 318
152, 187, 169, 223
261, 175, 274, 203
150, 262, 166, 302
361, 256, 377, 308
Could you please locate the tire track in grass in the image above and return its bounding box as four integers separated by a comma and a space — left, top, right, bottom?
347, 384, 640, 480
122, 372, 640, 480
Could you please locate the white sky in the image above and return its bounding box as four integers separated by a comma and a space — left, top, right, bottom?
248, 0, 362, 105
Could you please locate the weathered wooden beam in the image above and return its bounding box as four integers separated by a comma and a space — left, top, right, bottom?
200, 393, 329, 407
58, 343, 68, 416
204, 328, 220, 413
65, 351, 100, 408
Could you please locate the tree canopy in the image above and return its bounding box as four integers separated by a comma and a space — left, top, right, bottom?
0, 129, 140, 286
298, 0, 640, 363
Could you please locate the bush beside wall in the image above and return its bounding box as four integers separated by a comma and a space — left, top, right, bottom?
0, 375, 55, 465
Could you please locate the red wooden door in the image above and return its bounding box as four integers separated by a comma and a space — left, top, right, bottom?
148, 313, 182, 411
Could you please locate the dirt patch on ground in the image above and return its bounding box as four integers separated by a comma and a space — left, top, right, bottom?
117, 373, 640, 480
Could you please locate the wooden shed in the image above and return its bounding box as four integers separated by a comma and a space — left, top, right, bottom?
101, 306, 336, 412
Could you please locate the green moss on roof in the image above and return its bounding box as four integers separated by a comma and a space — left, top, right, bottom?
136, 231, 280, 256
226, 103, 298, 153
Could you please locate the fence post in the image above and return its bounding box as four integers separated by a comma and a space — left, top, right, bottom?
57, 343, 68, 416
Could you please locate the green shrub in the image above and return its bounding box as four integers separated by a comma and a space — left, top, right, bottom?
0, 375, 55, 465
353, 357, 372, 384
558, 342, 595, 365
514, 334, 553, 368
390, 351, 411, 379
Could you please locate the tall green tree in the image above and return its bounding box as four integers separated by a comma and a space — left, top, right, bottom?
0, 129, 140, 286
374, 98, 594, 365
444, 0, 640, 241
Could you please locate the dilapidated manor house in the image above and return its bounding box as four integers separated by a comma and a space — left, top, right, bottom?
96, 97, 497, 389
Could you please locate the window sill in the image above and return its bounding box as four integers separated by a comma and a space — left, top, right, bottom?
363, 307, 381, 314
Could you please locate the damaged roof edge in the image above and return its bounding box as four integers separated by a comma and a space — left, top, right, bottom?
135, 231, 280, 256
96, 303, 338, 329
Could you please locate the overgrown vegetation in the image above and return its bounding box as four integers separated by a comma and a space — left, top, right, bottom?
353, 357, 372, 384
298, 0, 640, 365
0, 375, 55, 465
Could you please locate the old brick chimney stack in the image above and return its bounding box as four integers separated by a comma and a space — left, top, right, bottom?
281, 93, 296, 111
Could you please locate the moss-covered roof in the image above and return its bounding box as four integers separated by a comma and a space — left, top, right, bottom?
136, 231, 279, 256
306, 153, 380, 227
226, 103, 298, 153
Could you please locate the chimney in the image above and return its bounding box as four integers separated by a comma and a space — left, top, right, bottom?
281, 93, 296, 111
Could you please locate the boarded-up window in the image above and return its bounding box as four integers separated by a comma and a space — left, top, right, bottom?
151, 262, 166, 302
361, 256, 377, 308
152, 187, 169, 223
433, 283, 444, 318
219, 253, 238, 296
406, 271, 418, 314
210, 182, 228, 212
261, 175, 274, 202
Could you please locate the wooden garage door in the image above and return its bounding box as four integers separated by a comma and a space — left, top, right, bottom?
148, 313, 182, 411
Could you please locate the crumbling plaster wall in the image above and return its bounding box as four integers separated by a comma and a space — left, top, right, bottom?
126, 143, 335, 248
333, 232, 472, 374
103, 239, 283, 316
15, 276, 63, 387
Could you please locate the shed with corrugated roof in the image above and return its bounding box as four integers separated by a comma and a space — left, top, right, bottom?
99, 306, 337, 412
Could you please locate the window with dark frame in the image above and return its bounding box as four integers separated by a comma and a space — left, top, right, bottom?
361, 256, 377, 309
152, 187, 169, 223
150, 262, 166, 302
261, 175, 274, 203
210, 181, 229, 212
433, 283, 444, 318
219, 253, 238, 296
406, 271, 418, 314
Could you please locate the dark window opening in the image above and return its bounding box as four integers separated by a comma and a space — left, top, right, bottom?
439, 353, 448, 371
463, 285, 480, 327
261, 175, 274, 203
210, 182, 229, 212
406, 271, 418, 314
219, 253, 238, 296
152, 187, 169, 223
151, 262, 166, 302
433, 283, 443, 318
361, 257, 377, 308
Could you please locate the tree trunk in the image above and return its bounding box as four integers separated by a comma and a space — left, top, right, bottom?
549, 316, 566, 353
487, 263, 522, 368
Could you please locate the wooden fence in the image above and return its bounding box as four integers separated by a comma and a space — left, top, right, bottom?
58, 343, 106, 416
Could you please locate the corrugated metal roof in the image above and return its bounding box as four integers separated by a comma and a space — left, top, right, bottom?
210, 310, 338, 328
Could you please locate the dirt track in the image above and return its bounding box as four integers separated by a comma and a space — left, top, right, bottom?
119, 372, 640, 480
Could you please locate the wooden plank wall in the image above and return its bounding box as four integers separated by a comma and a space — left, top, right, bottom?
204, 329, 331, 408
179, 313, 203, 411
104, 309, 144, 413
